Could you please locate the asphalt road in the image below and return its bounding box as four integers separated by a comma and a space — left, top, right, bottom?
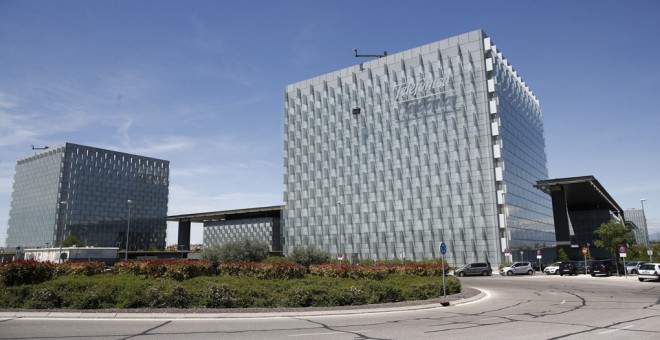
1, 274, 658, 339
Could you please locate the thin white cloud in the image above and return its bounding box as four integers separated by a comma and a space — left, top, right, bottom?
188, 16, 258, 85
117, 117, 134, 145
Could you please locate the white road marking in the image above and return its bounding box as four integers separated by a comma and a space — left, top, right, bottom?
560, 300, 566, 304
597, 325, 633, 334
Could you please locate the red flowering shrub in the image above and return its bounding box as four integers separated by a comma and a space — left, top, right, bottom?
309, 263, 451, 279
113, 260, 212, 280
162, 260, 212, 280
55, 261, 105, 276
394, 263, 449, 277
0, 260, 55, 286
217, 262, 306, 279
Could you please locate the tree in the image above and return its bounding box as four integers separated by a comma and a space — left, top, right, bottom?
288, 245, 330, 268
207, 239, 270, 263
201, 245, 223, 275
593, 219, 634, 260
557, 248, 569, 261
62, 235, 78, 247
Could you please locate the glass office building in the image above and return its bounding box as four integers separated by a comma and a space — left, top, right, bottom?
625, 209, 649, 246
5, 143, 169, 250
283, 29, 554, 265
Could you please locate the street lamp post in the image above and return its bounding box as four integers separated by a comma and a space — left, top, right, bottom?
59, 201, 67, 263
641, 199, 652, 262
125, 199, 133, 261
337, 201, 343, 259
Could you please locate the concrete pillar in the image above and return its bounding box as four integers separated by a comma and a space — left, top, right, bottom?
177, 219, 191, 251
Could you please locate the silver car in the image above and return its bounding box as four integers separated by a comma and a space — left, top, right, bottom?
500, 262, 535, 276
625, 261, 645, 275
637, 263, 660, 282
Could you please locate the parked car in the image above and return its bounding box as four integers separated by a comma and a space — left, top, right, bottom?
637, 263, 660, 282
454, 262, 493, 277
590, 260, 624, 277
500, 262, 535, 276
625, 261, 645, 275
544, 262, 561, 275
559, 261, 579, 276
575, 261, 588, 274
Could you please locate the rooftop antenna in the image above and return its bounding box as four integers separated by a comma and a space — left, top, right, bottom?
31, 145, 49, 150
353, 48, 387, 72
352, 48, 388, 58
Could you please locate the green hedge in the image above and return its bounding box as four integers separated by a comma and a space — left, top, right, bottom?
0, 274, 461, 309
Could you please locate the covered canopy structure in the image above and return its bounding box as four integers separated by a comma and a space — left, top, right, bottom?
167, 205, 284, 251
535, 176, 626, 259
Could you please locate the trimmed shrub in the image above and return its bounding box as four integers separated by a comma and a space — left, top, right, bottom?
394, 263, 449, 277
205, 284, 237, 308
0, 260, 55, 286
288, 245, 330, 268
113, 260, 212, 280
217, 262, 306, 280
54, 261, 105, 276
331, 285, 368, 306
286, 287, 314, 307
161, 284, 191, 308
27, 287, 62, 309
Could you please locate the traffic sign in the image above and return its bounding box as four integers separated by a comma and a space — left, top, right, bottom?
619, 245, 627, 254
581, 247, 587, 255
440, 242, 447, 255
337, 252, 344, 261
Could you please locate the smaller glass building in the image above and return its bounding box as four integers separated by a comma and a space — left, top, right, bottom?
5, 143, 169, 250
625, 209, 648, 246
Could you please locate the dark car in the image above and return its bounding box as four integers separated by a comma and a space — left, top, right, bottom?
575, 261, 588, 274
454, 262, 493, 277
590, 260, 624, 277
559, 261, 578, 276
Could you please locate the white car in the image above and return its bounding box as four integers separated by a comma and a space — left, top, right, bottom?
638, 263, 660, 282
544, 262, 561, 275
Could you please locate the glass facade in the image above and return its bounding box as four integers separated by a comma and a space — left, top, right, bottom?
5, 143, 169, 250
204, 217, 282, 251
625, 209, 648, 246
283, 29, 553, 266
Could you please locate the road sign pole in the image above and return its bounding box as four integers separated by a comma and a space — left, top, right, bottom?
440, 242, 447, 299
441, 251, 446, 298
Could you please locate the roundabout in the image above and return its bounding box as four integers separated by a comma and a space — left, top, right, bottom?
2, 274, 658, 339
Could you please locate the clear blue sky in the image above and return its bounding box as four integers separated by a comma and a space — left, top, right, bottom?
1, 0, 659, 247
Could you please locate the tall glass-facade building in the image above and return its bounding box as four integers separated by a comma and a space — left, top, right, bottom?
5, 143, 169, 250
283, 29, 554, 265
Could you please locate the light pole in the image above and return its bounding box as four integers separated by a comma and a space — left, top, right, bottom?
59, 201, 67, 263
337, 201, 343, 259
641, 199, 652, 262
125, 199, 132, 261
